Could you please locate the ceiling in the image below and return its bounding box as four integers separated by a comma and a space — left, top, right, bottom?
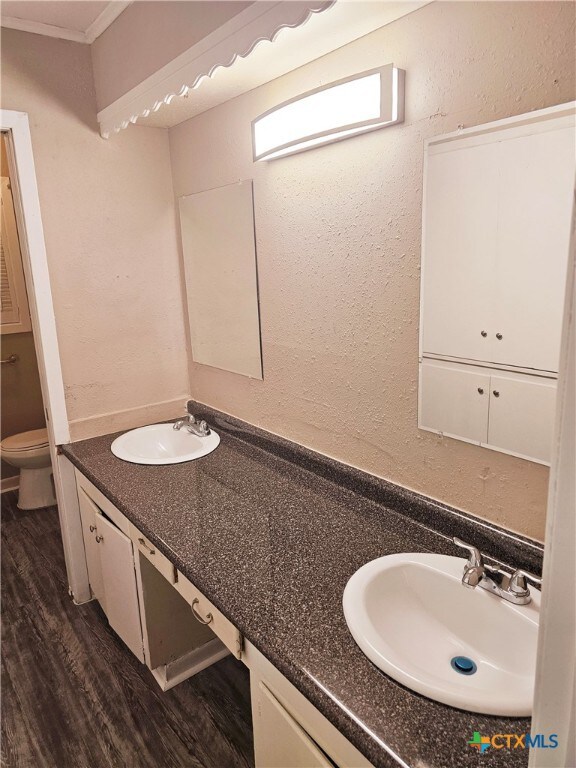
0, 1, 131, 43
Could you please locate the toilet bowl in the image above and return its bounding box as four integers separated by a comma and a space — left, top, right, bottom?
1, 428, 56, 510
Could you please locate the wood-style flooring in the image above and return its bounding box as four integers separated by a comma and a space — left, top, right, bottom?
1, 491, 254, 768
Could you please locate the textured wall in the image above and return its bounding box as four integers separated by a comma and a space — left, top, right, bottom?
1, 29, 190, 440
91, 0, 253, 111
170, 1, 576, 541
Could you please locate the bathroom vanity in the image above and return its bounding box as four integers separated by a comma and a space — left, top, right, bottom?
61, 404, 543, 768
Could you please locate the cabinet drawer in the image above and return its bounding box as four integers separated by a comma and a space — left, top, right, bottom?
129, 524, 177, 585
174, 571, 243, 659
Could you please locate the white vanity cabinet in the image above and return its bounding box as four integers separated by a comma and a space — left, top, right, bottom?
253, 683, 334, 768
77, 477, 144, 662
75, 469, 377, 766
419, 103, 575, 463
245, 641, 373, 768
75, 470, 231, 689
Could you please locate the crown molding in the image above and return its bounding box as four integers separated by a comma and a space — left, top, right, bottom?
85, 2, 131, 44
0, 1, 131, 44
0, 15, 86, 43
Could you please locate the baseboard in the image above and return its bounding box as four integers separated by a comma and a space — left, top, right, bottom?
1, 475, 19, 493
68, 397, 188, 442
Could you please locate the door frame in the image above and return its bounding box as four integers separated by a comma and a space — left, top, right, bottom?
1, 109, 91, 602
529, 193, 576, 766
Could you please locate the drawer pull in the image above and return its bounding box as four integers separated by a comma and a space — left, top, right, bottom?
95, 535, 103, 543
138, 537, 155, 555
89, 525, 96, 533
191, 598, 213, 625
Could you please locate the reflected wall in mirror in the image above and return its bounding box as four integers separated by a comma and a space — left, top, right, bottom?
179, 180, 263, 379
419, 102, 575, 465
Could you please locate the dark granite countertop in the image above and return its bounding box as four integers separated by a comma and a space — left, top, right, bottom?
61, 402, 543, 768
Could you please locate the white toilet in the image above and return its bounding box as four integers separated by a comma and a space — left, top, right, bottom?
1, 428, 56, 510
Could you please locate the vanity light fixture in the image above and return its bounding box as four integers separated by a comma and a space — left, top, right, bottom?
252, 63, 405, 161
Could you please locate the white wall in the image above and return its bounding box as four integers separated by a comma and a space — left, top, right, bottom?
1, 29, 190, 440
169, 1, 576, 541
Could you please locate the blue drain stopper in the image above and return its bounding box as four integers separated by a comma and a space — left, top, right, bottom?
451, 656, 477, 675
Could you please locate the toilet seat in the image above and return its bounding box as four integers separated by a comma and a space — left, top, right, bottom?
1, 427, 49, 452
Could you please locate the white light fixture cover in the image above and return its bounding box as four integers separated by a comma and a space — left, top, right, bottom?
252, 63, 404, 161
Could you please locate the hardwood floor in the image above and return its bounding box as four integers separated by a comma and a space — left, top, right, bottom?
1, 491, 254, 768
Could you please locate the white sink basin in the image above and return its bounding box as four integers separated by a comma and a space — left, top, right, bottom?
343, 553, 540, 715
111, 423, 220, 465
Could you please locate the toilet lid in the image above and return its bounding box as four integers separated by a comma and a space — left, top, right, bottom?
1, 428, 49, 451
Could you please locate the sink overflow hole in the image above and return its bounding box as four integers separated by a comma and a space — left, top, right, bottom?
451, 656, 477, 675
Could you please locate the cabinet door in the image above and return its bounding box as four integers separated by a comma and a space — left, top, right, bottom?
487, 374, 557, 463
420, 361, 490, 443
492, 126, 574, 371
421, 143, 498, 361
78, 488, 106, 610
253, 683, 334, 768
97, 513, 144, 662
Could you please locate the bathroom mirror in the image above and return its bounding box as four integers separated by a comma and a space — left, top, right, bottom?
179, 180, 263, 379
418, 103, 575, 465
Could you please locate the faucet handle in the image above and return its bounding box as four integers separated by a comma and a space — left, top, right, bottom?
453, 537, 484, 568
509, 568, 542, 596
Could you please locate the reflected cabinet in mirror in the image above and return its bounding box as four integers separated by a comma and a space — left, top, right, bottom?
179, 180, 263, 379
419, 103, 575, 465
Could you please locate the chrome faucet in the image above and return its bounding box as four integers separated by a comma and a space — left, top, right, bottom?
454, 539, 485, 587
453, 537, 541, 605
173, 413, 211, 437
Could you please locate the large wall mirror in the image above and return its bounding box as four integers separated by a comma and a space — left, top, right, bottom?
179, 180, 263, 379
419, 103, 575, 465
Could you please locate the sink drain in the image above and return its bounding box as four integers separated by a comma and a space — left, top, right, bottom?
451, 656, 477, 675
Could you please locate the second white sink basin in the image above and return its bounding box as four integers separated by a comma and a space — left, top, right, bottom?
111, 423, 220, 465
343, 553, 540, 715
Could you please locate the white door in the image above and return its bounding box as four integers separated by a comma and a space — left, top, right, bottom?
421, 142, 498, 362
487, 374, 557, 463
78, 489, 106, 610
253, 683, 334, 768
97, 514, 144, 662
492, 126, 575, 371
420, 360, 490, 443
